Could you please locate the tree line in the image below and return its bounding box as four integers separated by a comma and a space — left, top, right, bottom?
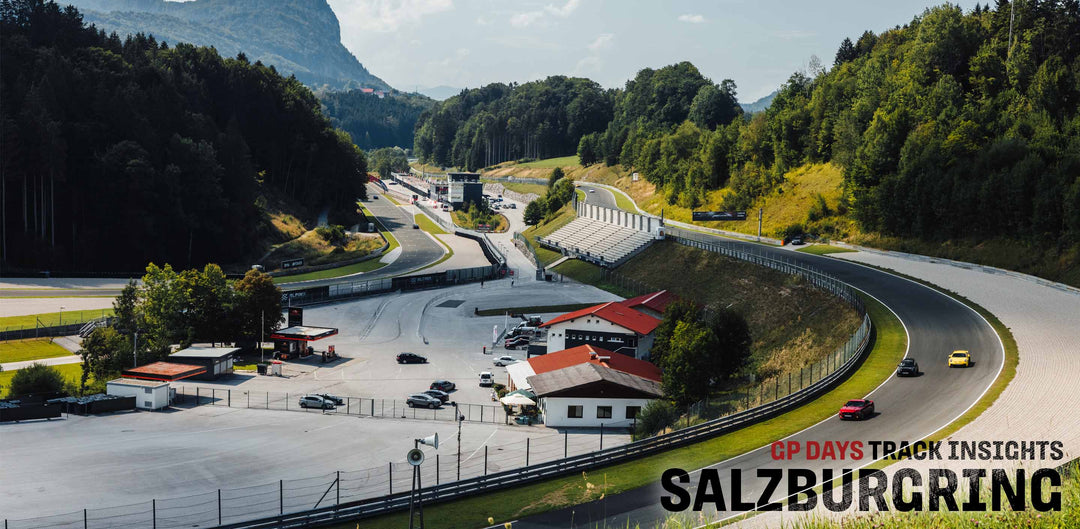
413, 76, 615, 170
0, 0, 369, 272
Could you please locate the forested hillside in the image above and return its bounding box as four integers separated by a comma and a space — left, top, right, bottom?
319, 90, 434, 150
0, 0, 368, 271
413, 76, 617, 170
62, 0, 389, 90
423, 3, 1080, 280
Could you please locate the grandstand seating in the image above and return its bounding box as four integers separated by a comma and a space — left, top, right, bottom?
539, 216, 655, 266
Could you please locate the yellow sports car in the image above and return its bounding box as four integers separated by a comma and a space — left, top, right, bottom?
948, 350, 972, 368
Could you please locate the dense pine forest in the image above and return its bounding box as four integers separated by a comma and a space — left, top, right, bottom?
418, 2, 1080, 255
0, 0, 368, 272
319, 90, 434, 151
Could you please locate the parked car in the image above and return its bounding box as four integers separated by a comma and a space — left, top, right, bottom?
430, 380, 456, 391
838, 399, 875, 420
507, 203, 516, 209
407, 394, 442, 409
397, 352, 428, 364
508, 325, 538, 337
504, 336, 530, 349
299, 395, 335, 410
316, 394, 344, 405
896, 358, 919, 376
493, 355, 517, 366
948, 350, 972, 368
423, 389, 450, 403
789, 235, 804, 245
479, 372, 494, 387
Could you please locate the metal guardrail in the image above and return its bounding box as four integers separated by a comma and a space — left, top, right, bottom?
279, 265, 499, 306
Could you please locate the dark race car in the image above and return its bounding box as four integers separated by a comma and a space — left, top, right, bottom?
896, 358, 919, 377
838, 399, 875, 420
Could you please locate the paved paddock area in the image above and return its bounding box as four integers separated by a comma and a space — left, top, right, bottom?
0, 280, 630, 521
0, 297, 115, 318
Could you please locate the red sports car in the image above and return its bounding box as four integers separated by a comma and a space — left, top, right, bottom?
838, 399, 875, 420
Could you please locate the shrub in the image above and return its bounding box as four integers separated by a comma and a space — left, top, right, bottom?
8, 363, 66, 398
634, 400, 681, 438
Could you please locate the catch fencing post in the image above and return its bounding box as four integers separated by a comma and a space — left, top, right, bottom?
218, 489, 222, 525
228, 390, 231, 407
436, 455, 440, 485
526, 438, 530, 466
84, 509, 87, 529
152, 499, 156, 529
279, 480, 283, 515
389, 463, 393, 494
600, 424, 604, 451
484, 446, 488, 476
336, 471, 341, 506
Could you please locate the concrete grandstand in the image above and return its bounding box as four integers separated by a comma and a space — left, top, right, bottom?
538, 200, 661, 267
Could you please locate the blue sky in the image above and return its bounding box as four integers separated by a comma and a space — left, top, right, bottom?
327, 0, 979, 101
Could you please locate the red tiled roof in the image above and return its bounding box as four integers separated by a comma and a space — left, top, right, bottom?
527, 345, 662, 382
622, 290, 675, 314
540, 301, 661, 335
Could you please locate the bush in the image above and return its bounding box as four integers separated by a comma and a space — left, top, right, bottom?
634, 400, 681, 438
315, 225, 346, 244
807, 193, 831, 222
8, 363, 66, 398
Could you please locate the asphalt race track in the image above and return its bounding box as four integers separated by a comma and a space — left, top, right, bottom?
279, 185, 448, 290
578, 184, 619, 210
515, 233, 1004, 528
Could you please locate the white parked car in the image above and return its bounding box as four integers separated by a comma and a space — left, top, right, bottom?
479, 372, 495, 387
493, 355, 517, 367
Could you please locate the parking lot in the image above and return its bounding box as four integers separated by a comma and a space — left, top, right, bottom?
0, 279, 629, 520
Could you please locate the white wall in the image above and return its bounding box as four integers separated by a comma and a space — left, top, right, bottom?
541, 396, 654, 428
547, 318, 646, 359
107, 382, 171, 410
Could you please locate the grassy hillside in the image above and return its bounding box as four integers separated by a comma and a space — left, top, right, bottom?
495, 156, 1080, 287
554, 240, 862, 380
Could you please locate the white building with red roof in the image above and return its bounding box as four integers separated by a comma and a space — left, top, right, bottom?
507, 344, 663, 428
539, 290, 674, 360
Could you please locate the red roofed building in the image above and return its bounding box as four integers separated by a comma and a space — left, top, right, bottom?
541, 295, 670, 360
529, 344, 661, 381
621, 290, 676, 318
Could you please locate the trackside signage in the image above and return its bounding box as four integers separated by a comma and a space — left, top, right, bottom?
692, 211, 747, 221
660, 439, 1066, 514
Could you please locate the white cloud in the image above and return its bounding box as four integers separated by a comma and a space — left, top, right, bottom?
677, 14, 705, 24
510, 10, 545, 28
328, 0, 453, 33
588, 33, 613, 52
544, 0, 581, 17
574, 56, 602, 74
476, 14, 492, 26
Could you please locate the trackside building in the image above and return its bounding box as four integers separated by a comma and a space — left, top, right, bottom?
541, 300, 664, 360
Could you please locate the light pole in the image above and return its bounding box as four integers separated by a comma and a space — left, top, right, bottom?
452, 402, 463, 481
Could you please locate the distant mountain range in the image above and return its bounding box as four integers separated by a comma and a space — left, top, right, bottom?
740, 90, 778, 113
64, 0, 390, 90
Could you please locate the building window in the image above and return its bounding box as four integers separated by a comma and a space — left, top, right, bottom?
568, 405, 583, 419
144, 388, 152, 394
597, 406, 612, 419
626, 406, 641, 419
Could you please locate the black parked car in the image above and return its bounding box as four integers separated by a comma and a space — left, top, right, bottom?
397, 352, 428, 364
423, 389, 450, 403
317, 394, 344, 405
430, 380, 455, 392
896, 358, 919, 377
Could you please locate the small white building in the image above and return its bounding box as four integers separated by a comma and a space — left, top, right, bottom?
528, 362, 663, 428
106, 379, 173, 410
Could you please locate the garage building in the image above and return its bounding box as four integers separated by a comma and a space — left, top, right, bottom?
106, 379, 173, 410
168, 346, 240, 380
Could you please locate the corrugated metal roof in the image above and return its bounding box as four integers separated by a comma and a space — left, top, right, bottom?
527, 345, 662, 382
527, 363, 663, 398
540, 301, 661, 335
171, 346, 241, 359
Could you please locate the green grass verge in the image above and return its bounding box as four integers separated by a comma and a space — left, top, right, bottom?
406, 230, 454, 274
482, 179, 549, 196
233, 362, 258, 372
0, 339, 75, 364
522, 203, 576, 266
274, 205, 399, 284
0, 309, 114, 329
575, 189, 586, 202
339, 293, 904, 529
796, 244, 857, 255
602, 185, 638, 212
382, 193, 402, 206
475, 303, 603, 317
415, 213, 448, 235
514, 155, 579, 169
0, 362, 84, 398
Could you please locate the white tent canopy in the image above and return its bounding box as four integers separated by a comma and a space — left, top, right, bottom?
500, 393, 536, 406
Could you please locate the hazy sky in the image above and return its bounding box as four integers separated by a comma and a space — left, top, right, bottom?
326, 1, 978, 102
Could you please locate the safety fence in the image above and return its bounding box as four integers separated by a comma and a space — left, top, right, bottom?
169, 386, 508, 425
278, 265, 499, 307
0, 310, 114, 342
2, 422, 629, 529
